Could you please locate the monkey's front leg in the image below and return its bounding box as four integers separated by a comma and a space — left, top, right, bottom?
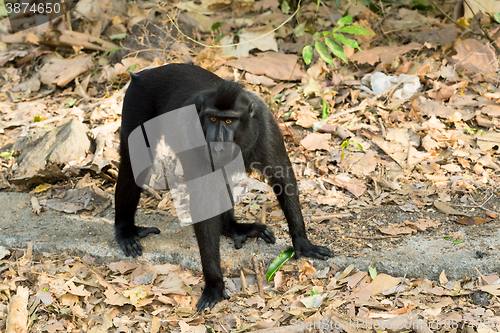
115, 155, 160, 257
270, 166, 334, 260
194, 217, 229, 312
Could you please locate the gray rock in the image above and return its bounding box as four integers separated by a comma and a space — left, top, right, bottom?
11, 118, 90, 184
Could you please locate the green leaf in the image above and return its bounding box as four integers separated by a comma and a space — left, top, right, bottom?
205, 325, 215, 333
333, 33, 360, 50
309, 289, 319, 296
281, 0, 290, 14
109, 33, 128, 40
0, 0, 7, 17
340, 140, 349, 149
338, 25, 374, 35
495, 13, 500, 23
321, 99, 329, 119
312, 32, 322, 40
293, 21, 306, 37
266, 247, 295, 282
302, 45, 314, 65
126, 64, 138, 72
368, 266, 377, 279
33, 115, 43, 122
211, 22, 222, 31
337, 15, 352, 27
1, 151, 12, 159
334, 0, 340, 8
103, 46, 122, 56
325, 37, 348, 64
354, 142, 363, 150
64, 98, 77, 107
453, 240, 464, 245
314, 41, 334, 66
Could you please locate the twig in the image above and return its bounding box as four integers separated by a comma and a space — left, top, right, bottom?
308, 213, 351, 222
463, 0, 500, 55
393, 273, 406, 307
261, 204, 267, 225
277, 118, 303, 147
427, 0, 467, 30
344, 234, 402, 240
466, 195, 500, 215
240, 269, 248, 293
378, 117, 386, 138
475, 267, 490, 285
329, 81, 403, 120
252, 257, 265, 300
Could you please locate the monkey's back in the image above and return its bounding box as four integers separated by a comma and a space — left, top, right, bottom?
128, 64, 223, 113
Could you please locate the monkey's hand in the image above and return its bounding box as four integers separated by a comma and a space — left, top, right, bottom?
116, 225, 160, 257
196, 284, 229, 312
293, 237, 334, 260
223, 223, 276, 249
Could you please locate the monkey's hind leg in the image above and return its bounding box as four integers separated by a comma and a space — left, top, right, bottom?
221, 209, 276, 249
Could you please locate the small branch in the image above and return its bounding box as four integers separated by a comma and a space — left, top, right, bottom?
329, 82, 403, 120
252, 257, 265, 300
393, 273, 407, 307
427, 0, 467, 30
344, 234, 402, 240
240, 269, 248, 293
261, 204, 267, 225
466, 195, 500, 215
463, 0, 500, 55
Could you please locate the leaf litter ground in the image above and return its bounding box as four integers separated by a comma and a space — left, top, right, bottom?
1, 0, 500, 331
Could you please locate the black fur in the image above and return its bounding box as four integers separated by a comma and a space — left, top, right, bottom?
115, 64, 334, 313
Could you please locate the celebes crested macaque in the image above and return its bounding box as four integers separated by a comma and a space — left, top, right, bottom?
115, 64, 333, 312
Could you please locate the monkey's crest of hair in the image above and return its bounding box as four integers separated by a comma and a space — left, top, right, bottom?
214, 81, 244, 110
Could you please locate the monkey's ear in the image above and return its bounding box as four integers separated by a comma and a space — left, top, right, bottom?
249, 102, 256, 117
195, 94, 206, 111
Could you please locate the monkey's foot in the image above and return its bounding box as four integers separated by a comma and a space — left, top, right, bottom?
293, 237, 334, 260
222, 223, 276, 249
196, 284, 229, 312
116, 225, 160, 257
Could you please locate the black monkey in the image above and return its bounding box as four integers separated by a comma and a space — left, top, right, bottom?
115, 64, 333, 312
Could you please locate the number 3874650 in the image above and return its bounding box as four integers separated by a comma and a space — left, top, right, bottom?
5, 2, 61, 14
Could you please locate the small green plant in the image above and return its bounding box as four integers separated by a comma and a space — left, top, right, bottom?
340, 139, 363, 160
302, 15, 374, 67
321, 99, 329, 119
211, 22, 225, 43
463, 124, 484, 135
64, 98, 77, 107
1, 150, 13, 159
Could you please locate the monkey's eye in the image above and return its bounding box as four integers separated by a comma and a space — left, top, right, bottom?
210, 117, 217, 122
225, 119, 232, 124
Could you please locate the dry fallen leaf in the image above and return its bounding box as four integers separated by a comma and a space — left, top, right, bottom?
371, 273, 401, 296
455, 217, 490, 225
39, 54, 93, 87
300, 133, 331, 151
433, 201, 470, 216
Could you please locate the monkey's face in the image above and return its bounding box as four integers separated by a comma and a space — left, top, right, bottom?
201, 110, 243, 167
